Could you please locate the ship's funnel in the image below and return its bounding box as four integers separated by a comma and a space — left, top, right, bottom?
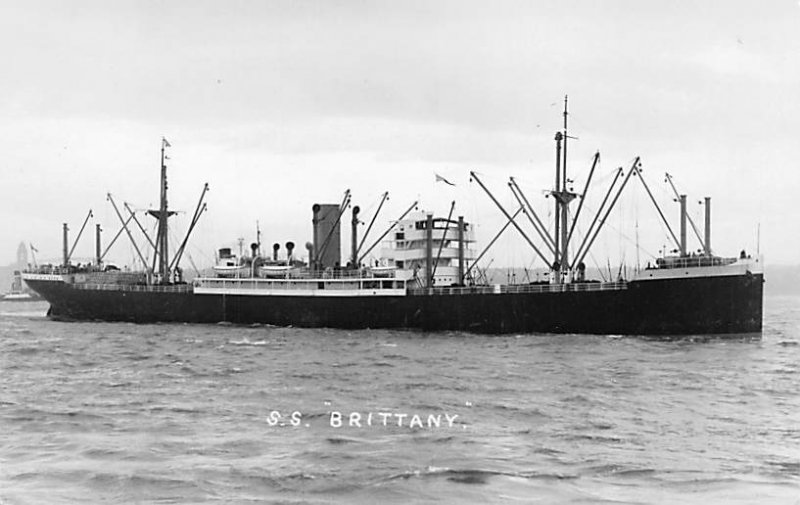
250, 242, 258, 257
312, 203, 342, 270
272, 243, 280, 261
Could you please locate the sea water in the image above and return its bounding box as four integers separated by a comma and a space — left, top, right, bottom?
1, 296, 798, 504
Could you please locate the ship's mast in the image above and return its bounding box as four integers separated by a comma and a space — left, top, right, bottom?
554, 132, 562, 267
550, 95, 577, 282
561, 95, 570, 268
159, 138, 170, 282
256, 221, 262, 257
149, 137, 173, 284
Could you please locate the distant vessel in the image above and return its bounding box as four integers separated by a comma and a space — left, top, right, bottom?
22, 103, 763, 335
3, 270, 42, 302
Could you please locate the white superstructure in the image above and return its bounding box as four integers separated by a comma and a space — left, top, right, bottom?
631, 254, 763, 281
380, 211, 477, 288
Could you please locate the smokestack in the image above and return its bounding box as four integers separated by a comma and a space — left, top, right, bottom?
426, 213, 433, 289
679, 194, 687, 257
95, 224, 102, 268
704, 197, 711, 256
311, 203, 342, 269
351, 205, 360, 268
62, 223, 69, 267
457, 216, 465, 285
272, 243, 280, 261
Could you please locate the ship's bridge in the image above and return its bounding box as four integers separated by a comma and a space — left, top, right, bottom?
377, 211, 477, 287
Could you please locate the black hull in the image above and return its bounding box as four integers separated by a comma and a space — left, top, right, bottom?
24, 273, 763, 336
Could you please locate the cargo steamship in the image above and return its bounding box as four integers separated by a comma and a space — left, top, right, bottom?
22, 102, 763, 335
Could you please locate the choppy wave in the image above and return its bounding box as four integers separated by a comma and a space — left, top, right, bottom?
1, 296, 799, 503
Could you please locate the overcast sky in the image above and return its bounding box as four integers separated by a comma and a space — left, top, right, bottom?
1, 0, 798, 271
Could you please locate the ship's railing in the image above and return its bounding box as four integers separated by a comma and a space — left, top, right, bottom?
223, 268, 398, 280
24, 265, 134, 276
408, 281, 627, 296
71, 283, 193, 293
653, 256, 737, 270
297, 269, 389, 279
25, 266, 76, 275
196, 276, 406, 291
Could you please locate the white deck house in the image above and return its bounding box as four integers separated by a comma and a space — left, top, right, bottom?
380, 211, 477, 288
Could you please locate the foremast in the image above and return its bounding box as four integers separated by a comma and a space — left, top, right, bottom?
147, 137, 176, 284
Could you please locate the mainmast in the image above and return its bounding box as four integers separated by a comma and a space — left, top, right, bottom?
159, 138, 169, 282
561, 95, 570, 265
550, 95, 577, 282
148, 137, 175, 284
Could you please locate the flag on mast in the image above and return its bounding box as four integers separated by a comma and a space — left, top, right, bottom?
435, 173, 455, 186
163, 137, 171, 148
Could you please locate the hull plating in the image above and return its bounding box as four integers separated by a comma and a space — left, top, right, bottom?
24, 273, 763, 336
